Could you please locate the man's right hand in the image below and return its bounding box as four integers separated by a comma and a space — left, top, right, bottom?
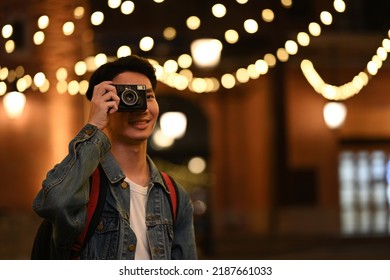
87, 81, 120, 130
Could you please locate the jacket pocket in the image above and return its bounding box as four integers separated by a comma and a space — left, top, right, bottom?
82, 215, 119, 259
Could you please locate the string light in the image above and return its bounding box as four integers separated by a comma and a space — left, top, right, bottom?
0, 0, 388, 99
301, 33, 390, 101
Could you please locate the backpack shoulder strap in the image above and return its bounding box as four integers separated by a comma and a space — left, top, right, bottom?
160, 171, 178, 223
30, 219, 53, 259
71, 164, 108, 258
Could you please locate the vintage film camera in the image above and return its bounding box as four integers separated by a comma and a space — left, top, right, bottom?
114, 84, 147, 112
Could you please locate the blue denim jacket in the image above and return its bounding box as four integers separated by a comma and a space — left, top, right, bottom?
32, 124, 197, 260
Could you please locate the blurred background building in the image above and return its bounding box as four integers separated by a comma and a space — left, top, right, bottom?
1, 0, 390, 259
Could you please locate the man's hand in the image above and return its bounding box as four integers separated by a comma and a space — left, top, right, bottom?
87, 81, 120, 130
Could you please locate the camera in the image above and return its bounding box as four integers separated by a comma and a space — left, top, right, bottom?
114, 84, 147, 112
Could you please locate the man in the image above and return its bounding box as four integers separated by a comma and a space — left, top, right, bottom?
32, 55, 197, 259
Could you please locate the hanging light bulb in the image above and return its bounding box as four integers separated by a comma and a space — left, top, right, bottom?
160, 111, 187, 139
191, 38, 223, 68
323, 101, 347, 129
3, 91, 26, 119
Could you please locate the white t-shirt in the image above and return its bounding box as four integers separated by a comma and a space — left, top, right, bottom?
125, 177, 151, 260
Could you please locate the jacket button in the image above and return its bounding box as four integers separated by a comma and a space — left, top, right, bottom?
129, 244, 135, 252
85, 129, 93, 135
121, 181, 128, 189
97, 222, 104, 231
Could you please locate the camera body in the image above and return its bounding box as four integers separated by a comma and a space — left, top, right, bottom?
114, 84, 147, 112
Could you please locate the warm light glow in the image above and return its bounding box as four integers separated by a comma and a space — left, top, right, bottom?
323, 102, 347, 129
308, 22, 322, 36
191, 78, 207, 93
255, 59, 268, 74
34, 72, 46, 87
16, 78, 28, 92
139, 36, 154, 51
1, 24, 13, 38
244, 19, 258, 34
297, 32, 310, 46
236, 68, 250, 83
285, 40, 298, 55
160, 112, 187, 139
264, 53, 277, 67
247, 64, 260, 79
163, 27, 176, 40
94, 53, 108, 67
163, 60, 178, 73
56, 68, 68, 81
91, 11, 104, 26
221, 73, 236, 89
281, 0, 293, 8
3, 91, 26, 119
334, 0, 346, 13
178, 54, 192, 69
79, 80, 89, 95
0, 67, 9, 80
68, 80, 79, 95
212, 4, 227, 18
37, 15, 49, 29
383, 38, 390, 51
225, 29, 239, 44
276, 48, 289, 62
151, 128, 174, 150
108, 0, 122, 9
377, 47, 387, 61
367, 61, 378, 75
33, 31, 45, 45
39, 79, 50, 93
320, 11, 333, 25
117, 45, 131, 57
188, 157, 207, 174
262, 9, 275, 22
63, 22, 75, 36
121, 1, 135, 15
74, 7, 85, 19
57, 80, 68, 94
0, 81, 7, 96
186, 16, 201, 30
5, 40, 15, 53
172, 74, 189, 91
191, 39, 223, 68
74, 61, 87, 76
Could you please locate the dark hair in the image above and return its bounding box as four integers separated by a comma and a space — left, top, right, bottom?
85, 55, 157, 100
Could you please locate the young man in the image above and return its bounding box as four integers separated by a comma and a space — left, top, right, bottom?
32, 55, 197, 259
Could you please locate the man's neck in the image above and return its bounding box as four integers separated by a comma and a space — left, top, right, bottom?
110, 140, 150, 187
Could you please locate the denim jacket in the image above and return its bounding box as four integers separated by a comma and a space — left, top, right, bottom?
32, 124, 197, 260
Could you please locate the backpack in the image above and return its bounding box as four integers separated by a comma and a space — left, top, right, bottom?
31, 165, 178, 260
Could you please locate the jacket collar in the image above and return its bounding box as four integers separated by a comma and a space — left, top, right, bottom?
100, 152, 169, 193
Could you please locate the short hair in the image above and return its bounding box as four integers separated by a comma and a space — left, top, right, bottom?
85, 55, 157, 100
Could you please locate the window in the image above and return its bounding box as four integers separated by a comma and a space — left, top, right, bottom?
339, 149, 390, 236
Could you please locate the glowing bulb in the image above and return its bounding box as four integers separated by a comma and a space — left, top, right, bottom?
160, 112, 187, 139
3, 91, 26, 119
323, 102, 347, 129
191, 39, 223, 68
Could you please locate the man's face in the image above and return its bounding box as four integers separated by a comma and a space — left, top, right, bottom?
107, 71, 159, 145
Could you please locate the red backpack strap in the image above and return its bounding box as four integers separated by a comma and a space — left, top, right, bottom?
71, 167, 101, 258
160, 171, 177, 222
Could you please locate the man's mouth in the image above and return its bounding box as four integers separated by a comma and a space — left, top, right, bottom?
129, 119, 150, 126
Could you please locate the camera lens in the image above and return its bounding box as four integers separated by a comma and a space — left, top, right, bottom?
121, 89, 139, 106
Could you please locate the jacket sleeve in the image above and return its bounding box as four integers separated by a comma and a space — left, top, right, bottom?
171, 183, 198, 260
32, 124, 111, 257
